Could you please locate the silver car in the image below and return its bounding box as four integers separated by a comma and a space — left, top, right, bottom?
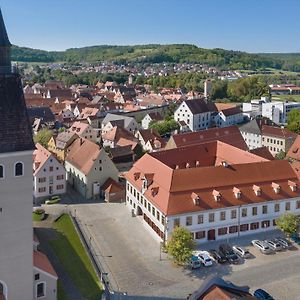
251, 240, 273, 254
267, 239, 283, 251
232, 245, 251, 258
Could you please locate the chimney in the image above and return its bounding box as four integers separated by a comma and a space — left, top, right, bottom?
195, 160, 200, 167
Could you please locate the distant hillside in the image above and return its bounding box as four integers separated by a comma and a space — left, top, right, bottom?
257, 53, 300, 72
11, 44, 300, 71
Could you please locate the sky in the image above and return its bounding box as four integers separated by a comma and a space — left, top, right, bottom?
1, 0, 300, 53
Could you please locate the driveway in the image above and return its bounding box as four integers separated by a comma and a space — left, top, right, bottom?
68, 202, 300, 299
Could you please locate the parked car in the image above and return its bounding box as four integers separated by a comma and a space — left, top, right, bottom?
208, 249, 227, 264
291, 233, 300, 245
267, 239, 283, 251
232, 245, 251, 258
198, 251, 213, 267
251, 240, 273, 254
275, 237, 293, 249
254, 288, 274, 300
219, 244, 239, 264
189, 255, 201, 269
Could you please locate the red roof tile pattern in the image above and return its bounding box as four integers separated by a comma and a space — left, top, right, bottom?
249, 146, 275, 160
262, 125, 296, 139
126, 142, 300, 216
168, 126, 248, 150
287, 135, 300, 161
33, 250, 58, 278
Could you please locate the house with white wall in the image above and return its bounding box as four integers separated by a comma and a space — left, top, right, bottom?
33, 143, 66, 201
101, 113, 138, 133
125, 141, 300, 243
141, 112, 164, 129
65, 138, 119, 199
174, 98, 213, 131
69, 121, 100, 143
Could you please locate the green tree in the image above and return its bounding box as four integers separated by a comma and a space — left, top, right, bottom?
149, 119, 179, 135
275, 150, 286, 160
33, 129, 53, 147
166, 227, 195, 265
287, 109, 300, 134
275, 213, 299, 238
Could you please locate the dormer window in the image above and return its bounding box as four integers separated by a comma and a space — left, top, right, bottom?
272, 182, 281, 194
212, 190, 221, 202
191, 192, 200, 205
253, 185, 261, 196
233, 187, 241, 199
151, 187, 159, 197
288, 180, 297, 192
142, 179, 147, 190
134, 172, 140, 181
15, 162, 23, 177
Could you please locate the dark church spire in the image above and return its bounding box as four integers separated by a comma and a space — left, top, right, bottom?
0, 8, 11, 73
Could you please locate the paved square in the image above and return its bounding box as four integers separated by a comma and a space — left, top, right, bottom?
70, 202, 300, 299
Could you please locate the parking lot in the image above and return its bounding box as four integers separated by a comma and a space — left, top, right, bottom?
70, 202, 300, 299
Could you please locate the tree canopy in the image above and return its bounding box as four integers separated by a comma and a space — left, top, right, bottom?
166, 227, 195, 265
149, 119, 179, 136
287, 109, 300, 134
275, 213, 299, 237
33, 129, 53, 148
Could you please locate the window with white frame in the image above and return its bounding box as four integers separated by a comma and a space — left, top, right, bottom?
186, 216, 192, 226
274, 203, 280, 212
15, 162, 23, 177
36, 282, 46, 298
198, 214, 203, 224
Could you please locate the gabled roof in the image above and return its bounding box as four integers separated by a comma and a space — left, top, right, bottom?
101, 178, 124, 193
239, 119, 262, 135
55, 131, 78, 150
102, 113, 135, 128
33, 250, 58, 278
33, 143, 62, 175
69, 121, 90, 135
262, 125, 296, 139
220, 106, 242, 117
249, 146, 275, 160
66, 138, 101, 175
102, 126, 135, 143
169, 125, 248, 150
147, 112, 163, 121
183, 98, 216, 114
27, 106, 55, 123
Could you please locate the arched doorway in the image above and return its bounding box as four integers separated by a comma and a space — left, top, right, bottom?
0, 281, 7, 300
136, 206, 143, 216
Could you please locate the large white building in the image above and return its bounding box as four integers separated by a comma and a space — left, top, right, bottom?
174, 99, 243, 132
33, 143, 66, 200
125, 141, 300, 243
261, 101, 300, 124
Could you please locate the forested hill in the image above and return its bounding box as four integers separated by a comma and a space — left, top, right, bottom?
10, 44, 300, 71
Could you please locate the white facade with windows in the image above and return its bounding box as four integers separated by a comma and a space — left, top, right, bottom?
262, 101, 300, 124
174, 101, 211, 132
126, 180, 300, 243
33, 154, 66, 198
241, 131, 262, 150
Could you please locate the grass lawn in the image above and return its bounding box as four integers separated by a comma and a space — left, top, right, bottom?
57, 281, 68, 300
50, 214, 102, 300
32, 212, 43, 222
272, 94, 300, 102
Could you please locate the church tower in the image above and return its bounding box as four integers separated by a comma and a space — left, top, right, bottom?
0, 8, 35, 300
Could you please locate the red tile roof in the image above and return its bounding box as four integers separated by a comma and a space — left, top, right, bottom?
249, 146, 275, 160
262, 125, 296, 139
126, 143, 300, 216
287, 135, 300, 161
168, 126, 248, 150
101, 178, 124, 193
33, 250, 58, 278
